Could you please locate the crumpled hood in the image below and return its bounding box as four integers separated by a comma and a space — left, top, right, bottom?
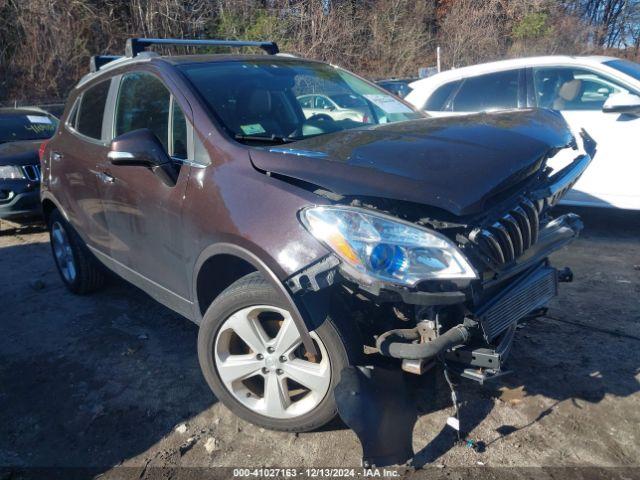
250, 109, 575, 216
0, 140, 41, 166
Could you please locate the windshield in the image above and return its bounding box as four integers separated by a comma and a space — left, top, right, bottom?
178, 59, 422, 144
0, 112, 58, 143
604, 59, 640, 82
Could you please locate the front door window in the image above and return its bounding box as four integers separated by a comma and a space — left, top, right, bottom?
532, 67, 630, 110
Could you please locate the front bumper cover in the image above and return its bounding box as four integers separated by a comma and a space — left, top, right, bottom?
287, 211, 582, 377
0, 180, 41, 220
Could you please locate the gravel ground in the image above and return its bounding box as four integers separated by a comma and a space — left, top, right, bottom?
0, 207, 639, 479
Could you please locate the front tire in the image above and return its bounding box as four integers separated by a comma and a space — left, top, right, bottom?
197, 272, 353, 432
48, 209, 105, 294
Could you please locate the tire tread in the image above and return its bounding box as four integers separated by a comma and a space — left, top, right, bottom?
49, 209, 105, 294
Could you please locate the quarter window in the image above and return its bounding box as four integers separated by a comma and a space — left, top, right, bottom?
424, 80, 460, 111
76, 80, 110, 139
533, 67, 629, 111
171, 100, 188, 159
115, 72, 171, 150
451, 70, 520, 112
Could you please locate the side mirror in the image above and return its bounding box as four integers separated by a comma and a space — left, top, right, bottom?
108, 128, 178, 186
602, 92, 640, 116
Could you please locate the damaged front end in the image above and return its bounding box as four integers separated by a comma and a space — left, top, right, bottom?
278, 123, 595, 466
287, 130, 594, 382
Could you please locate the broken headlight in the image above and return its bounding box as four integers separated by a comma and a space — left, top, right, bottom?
300, 206, 477, 286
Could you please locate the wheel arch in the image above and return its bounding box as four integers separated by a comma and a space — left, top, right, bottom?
192, 243, 317, 355
41, 193, 69, 225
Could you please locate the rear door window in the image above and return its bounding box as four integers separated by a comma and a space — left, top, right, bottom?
451, 70, 520, 112
115, 72, 171, 150
76, 80, 110, 139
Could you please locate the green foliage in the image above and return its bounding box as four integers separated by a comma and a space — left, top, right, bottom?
512, 12, 553, 40
211, 8, 281, 42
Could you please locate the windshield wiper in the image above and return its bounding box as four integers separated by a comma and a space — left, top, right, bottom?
234, 133, 295, 144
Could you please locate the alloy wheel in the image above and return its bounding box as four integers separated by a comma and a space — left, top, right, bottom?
51, 221, 77, 283
214, 305, 331, 419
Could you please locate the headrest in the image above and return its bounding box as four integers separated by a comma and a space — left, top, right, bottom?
558, 80, 582, 102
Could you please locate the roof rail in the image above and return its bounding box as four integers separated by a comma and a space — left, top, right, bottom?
124, 38, 279, 58
90, 55, 122, 73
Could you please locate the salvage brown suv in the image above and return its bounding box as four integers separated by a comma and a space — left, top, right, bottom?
41, 38, 594, 434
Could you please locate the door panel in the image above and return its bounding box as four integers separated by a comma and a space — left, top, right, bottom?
57, 81, 112, 251
559, 110, 640, 209
99, 71, 192, 298
533, 66, 640, 209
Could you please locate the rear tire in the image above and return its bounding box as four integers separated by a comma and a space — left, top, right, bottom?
48, 209, 105, 294
198, 272, 355, 432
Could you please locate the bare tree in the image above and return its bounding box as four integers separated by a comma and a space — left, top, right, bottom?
0, 0, 637, 103
2, 0, 116, 101
438, 0, 507, 68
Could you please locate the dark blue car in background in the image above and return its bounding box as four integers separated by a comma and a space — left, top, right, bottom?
0, 108, 58, 222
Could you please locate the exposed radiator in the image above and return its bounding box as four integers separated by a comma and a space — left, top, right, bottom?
476, 265, 557, 342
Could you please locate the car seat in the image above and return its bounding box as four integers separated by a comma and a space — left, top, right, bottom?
553, 79, 583, 110
235, 87, 281, 136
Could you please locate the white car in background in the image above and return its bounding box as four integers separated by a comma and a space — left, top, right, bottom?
406, 56, 640, 210
297, 93, 370, 123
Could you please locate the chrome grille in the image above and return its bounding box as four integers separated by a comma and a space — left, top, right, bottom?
470, 199, 540, 266
21, 164, 41, 182
476, 265, 557, 341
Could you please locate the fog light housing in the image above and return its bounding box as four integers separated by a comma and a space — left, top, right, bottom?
0, 190, 13, 201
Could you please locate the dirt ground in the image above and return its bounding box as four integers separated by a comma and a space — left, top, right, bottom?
0, 206, 639, 479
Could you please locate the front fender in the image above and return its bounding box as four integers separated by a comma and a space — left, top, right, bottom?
192, 242, 318, 355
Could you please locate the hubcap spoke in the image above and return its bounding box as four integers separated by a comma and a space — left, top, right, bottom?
274, 315, 302, 356
225, 310, 269, 354
264, 373, 291, 415
52, 222, 76, 282
282, 358, 330, 393
218, 354, 263, 384
53, 227, 64, 246
66, 259, 76, 280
